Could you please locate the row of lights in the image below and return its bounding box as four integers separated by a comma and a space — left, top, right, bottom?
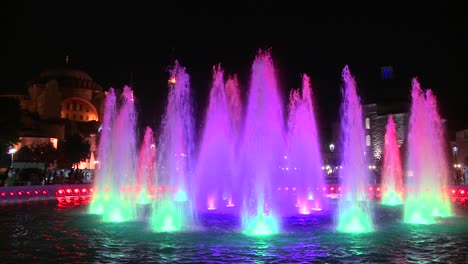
1, 189, 48, 198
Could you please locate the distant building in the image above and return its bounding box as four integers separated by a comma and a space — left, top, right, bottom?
362, 102, 410, 162
1, 63, 107, 169
452, 128, 468, 170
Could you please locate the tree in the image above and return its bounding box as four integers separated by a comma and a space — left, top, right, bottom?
59, 134, 90, 168
31, 142, 58, 168
0, 97, 23, 153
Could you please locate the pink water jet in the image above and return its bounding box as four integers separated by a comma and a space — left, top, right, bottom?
380, 115, 404, 205
287, 74, 326, 212
403, 78, 452, 224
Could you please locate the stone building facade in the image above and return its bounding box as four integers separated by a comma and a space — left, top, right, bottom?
2, 66, 106, 169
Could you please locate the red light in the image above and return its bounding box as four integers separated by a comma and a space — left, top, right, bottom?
66, 189, 72, 194
460, 190, 466, 195
10, 192, 14, 196
58, 189, 64, 195
26, 191, 31, 195
74, 188, 80, 194
451, 189, 456, 194
338, 186, 342, 192
18, 191, 23, 196
285, 187, 289, 191
376, 187, 381, 192
158, 186, 163, 192
330, 186, 335, 191
42, 190, 47, 195
150, 186, 155, 192
105, 187, 109, 192
1, 192, 5, 197
89, 188, 94, 193
34, 190, 39, 195
369, 187, 373, 191
82, 188, 88, 193
292, 187, 296, 191
322, 187, 326, 191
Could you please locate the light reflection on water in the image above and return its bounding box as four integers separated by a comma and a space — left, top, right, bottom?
0, 201, 467, 263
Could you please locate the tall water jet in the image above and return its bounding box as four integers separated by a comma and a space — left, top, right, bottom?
287, 74, 326, 214
136, 126, 156, 205
89, 86, 139, 222
239, 50, 285, 235
225, 74, 243, 143
336, 66, 374, 233
381, 115, 404, 205
404, 78, 452, 224
150, 61, 197, 232
195, 65, 236, 212
89, 88, 117, 216
225, 74, 243, 207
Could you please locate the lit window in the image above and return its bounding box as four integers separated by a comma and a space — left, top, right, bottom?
366, 135, 371, 146
365, 118, 370, 129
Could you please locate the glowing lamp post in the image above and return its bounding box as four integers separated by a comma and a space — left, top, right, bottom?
8, 148, 16, 168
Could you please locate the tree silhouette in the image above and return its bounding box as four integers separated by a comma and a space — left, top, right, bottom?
59, 134, 90, 168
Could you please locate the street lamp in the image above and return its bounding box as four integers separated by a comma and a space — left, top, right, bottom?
453, 146, 458, 164
8, 148, 16, 168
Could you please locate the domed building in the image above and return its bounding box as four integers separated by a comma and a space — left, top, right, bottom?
5, 62, 107, 170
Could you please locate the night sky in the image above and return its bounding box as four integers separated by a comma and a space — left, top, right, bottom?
3, 1, 467, 139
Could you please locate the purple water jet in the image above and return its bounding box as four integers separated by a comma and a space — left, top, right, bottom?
336, 66, 374, 233
381, 115, 404, 205
239, 50, 286, 235
195, 65, 237, 212
286, 74, 326, 214
150, 61, 197, 232
89, 86, 139, 222
404, 78, 452, 224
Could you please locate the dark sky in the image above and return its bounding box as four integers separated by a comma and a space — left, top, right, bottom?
3, 1, 467, 136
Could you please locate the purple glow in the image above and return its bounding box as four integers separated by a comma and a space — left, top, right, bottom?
287, 74, 327, 212
336, 66, 374, 232
195, 65, 237, 211
239, 50, 286, 233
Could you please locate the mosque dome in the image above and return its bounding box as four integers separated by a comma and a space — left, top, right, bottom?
29, 66, 103, 91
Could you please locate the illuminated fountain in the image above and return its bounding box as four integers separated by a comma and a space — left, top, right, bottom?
150, 61, 197, 232
336, 66, 374, 233
136, 126, 156, 205
238, 50, 286, 235
403, 78, 452, 224
89, 86, 139, 222
286, 74, 326, 214
195, 65, 237, 212
381, 115, 404, 205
